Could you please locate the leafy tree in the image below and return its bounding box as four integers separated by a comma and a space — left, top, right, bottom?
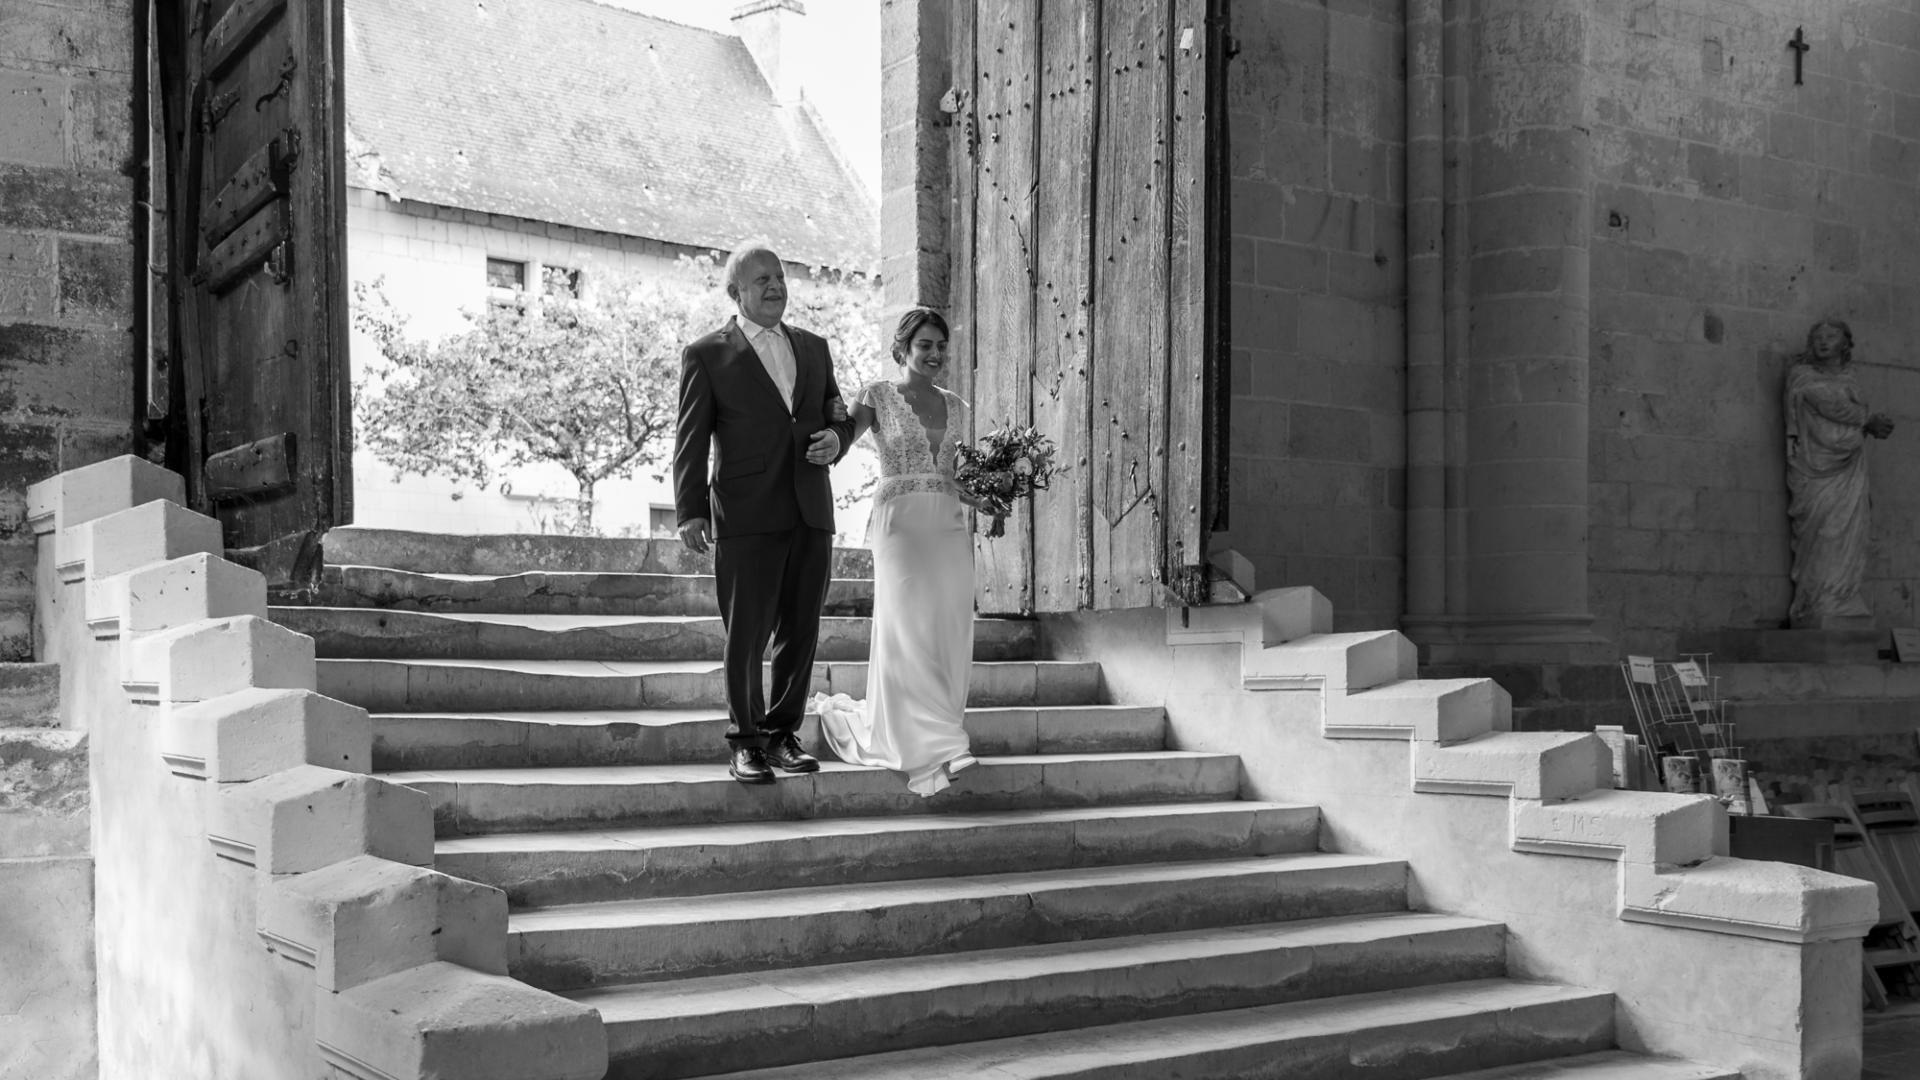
352, 254, 883, 534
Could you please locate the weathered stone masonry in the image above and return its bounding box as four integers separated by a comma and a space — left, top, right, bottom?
0, 0, 142, 661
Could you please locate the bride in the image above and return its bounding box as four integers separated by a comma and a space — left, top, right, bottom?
814, 308, 984, 796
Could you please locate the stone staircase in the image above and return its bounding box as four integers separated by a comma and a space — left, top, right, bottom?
275, 527, 1739, 1080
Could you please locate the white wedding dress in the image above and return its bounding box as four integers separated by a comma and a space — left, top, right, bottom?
812, 380, 977, 796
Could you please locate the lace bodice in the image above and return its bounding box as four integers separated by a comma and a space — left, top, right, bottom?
859, 380, 968, 505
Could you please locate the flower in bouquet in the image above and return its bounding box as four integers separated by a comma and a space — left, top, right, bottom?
952, 424, 1062, 538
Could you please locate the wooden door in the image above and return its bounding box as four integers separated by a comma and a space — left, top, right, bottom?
156, 0, 352, 587
951, 0, 1221, 615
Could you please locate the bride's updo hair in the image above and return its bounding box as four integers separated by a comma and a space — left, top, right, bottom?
891, 307, 951, 364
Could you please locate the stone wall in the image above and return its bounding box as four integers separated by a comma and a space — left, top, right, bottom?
1587, 0, 1920, 652
1223, 0, 1407, 632
0, 0, 141, 661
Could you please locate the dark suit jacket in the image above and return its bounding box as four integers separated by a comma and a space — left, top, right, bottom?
673, 317, 857, 539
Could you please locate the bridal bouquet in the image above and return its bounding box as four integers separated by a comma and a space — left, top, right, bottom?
952, 424, 1061, 538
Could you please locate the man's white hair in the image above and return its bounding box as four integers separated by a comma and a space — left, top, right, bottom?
723, 243, 781, 297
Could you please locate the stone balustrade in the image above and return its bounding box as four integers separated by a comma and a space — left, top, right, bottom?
1135, 584, 1875, 1079
29, 456, 606, 1080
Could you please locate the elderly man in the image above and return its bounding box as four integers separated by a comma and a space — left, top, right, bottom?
672, 244, 858, 784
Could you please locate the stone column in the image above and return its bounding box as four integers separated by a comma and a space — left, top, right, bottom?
879, 0, 950, 316
1406, 0, 1601, 663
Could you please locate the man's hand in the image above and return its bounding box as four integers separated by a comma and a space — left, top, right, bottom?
806, 428, 840, 464
677, 517, 712, 555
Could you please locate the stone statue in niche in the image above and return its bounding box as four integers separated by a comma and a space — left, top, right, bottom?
1784, 318, 1895, 628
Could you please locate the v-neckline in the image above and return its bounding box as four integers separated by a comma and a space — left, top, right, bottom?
891, 381, 945, 461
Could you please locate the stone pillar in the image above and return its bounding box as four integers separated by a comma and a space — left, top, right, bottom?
878, 0, 950, 316
1405, 0, 1600, 663
1403, 0, 1446, 619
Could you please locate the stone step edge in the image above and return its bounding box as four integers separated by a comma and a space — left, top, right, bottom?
1426, 1049, 1741, 1080
575, 910, 1502, 1021
508, 853, 1401, 931
276, 607, 1024, 630
321, 657, 1094, 672
376, 703, 1162, 722
386, 749, 1238, 786
695, 978, 1612, 1079
438, 799, 1315, 855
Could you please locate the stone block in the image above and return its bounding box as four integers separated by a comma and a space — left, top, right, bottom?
0, 163, 131, 235
318, 962, 607, 1080
88, 551, 264, 640
1514, 788, 1719, 866
0, 322, 133, 424
121, 614, 315, 705
1287, 403, 1372, 463
0, 230, 56, 318
55, 498, 219, 584
0, 662, 58, 727
210, 765, 431, 873
69, 75, 132, 171
26, 455, 183, 536
1621, 856, 1878, 946
0, 71, 68, 168
1341, 677, 1505, 743
161, 687, 370, 783
1246, 628, 1414, 693
0, 729, 88, 857
261, 855, 506, 992
56, 237, 132, 319
1415, 730, 1608, 800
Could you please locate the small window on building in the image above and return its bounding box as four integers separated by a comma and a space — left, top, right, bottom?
542, 265, 582, 299
486, 257, 527, 291
649, 505, 677, 537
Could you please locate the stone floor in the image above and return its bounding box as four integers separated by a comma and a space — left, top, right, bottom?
1864, 1001, 1920, 1079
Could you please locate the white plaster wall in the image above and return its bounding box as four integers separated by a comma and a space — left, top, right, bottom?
41, 555, 318, 1078
345, 188, 688, 538
1044, 606, 1861, 1080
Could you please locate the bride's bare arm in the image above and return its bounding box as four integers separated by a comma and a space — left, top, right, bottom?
850, 401, 877, 445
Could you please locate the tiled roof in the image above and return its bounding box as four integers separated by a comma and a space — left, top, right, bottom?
343, 0, 878, 272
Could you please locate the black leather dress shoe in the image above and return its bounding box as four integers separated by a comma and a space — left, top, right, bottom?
730, 746, 776, 785
765, 734, 821, 773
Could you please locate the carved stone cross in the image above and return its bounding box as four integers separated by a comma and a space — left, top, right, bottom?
1788, 26, 1810, 86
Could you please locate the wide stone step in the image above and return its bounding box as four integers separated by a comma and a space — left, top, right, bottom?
1428, 1050, 1741, 1080
374, 704, 1166, 771
437, 801, 1317, 906
506, 854, 1409, 990
323, 526, 875, 579
321, 658, 1103, 713
699, 979, 1614, 1080
273, 607, 1038, 663
388, 751, 1242, 836
581, 913, 1507, 1079
318, 565, 873, 617
0, 662, 59, 727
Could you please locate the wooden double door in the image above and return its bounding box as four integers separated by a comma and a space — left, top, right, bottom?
947, 0, 1226, 614
154, 0, 351, 584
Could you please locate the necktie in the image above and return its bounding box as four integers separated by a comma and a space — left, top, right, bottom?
760, 325, 796, 412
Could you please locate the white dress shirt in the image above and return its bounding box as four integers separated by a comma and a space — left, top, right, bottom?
738, 315, 797, 414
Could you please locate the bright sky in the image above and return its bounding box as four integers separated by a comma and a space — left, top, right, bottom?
598, 0, 882, 198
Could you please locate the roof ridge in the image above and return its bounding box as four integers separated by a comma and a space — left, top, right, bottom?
559, 0, 738, 38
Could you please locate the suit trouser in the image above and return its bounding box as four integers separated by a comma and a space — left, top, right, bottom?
713, 524, 834, 747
